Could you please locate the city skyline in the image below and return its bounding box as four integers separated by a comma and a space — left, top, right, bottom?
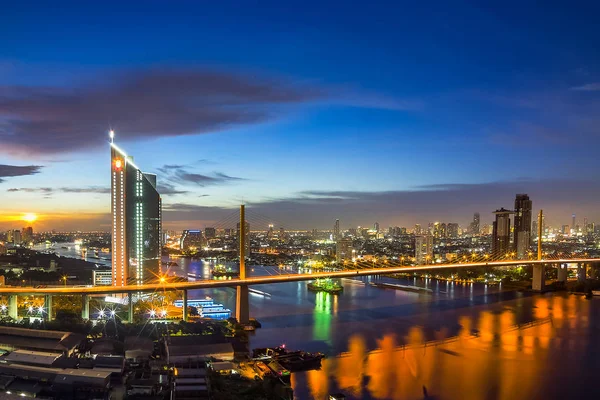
2, 2, 600, 230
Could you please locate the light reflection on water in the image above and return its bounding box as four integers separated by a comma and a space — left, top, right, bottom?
47, 251, 599, 399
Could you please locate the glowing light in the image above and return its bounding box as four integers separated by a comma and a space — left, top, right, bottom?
98, 310, 105, 318
149, 310, 156, 317
109, 130, 115, 140
114, 159, 123, 171
161, 309, 167, 317
38, 306, 44, 314
0, 305, 6, 312
110, 310, 116, 317
22, 213, 37, 223
28, 306, 33, 313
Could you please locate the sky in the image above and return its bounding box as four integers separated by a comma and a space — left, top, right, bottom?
1, 1, 600, 231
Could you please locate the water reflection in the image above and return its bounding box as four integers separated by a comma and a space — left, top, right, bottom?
293, 294, 598, 400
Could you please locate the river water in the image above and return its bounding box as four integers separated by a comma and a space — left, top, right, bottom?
38, 248, 600, 399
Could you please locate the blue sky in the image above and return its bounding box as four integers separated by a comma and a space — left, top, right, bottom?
1, 1, 599, 231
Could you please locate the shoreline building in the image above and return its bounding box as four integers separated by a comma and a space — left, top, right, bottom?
492, 208, 513, 258
513, 194, 532, 259
111, 132, 162, 286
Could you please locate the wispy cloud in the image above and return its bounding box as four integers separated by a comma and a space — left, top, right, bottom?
158, 164, 246, 187
0, 67, 417, 157
7, 186, 109, 194
0, 164, 43, 182
571, 83, 600, 91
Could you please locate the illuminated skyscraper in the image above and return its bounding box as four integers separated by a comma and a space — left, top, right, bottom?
513, 194, 532, 258
111, 133, 162, 286
180, 230, 203, 251
336, 238, 353, 263
492, 208, 513, 257
333, 219, 340, 240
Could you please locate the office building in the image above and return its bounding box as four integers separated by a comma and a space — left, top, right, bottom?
572, 214, 576, 230
492, 208, 513, 257
414, 224, 422, 235
415, 234, 433, 264
93, 270, 113, 286
237, 221, 250, 258
180, 230, 203, 251
333, 219, 340, 240
336, 238, 353, 263
8, 230, 21, 246
373, 222, 380, 233
513, 194, 532, 259
111, 133, 162, 286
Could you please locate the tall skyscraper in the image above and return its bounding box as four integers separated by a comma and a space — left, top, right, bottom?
513, 194, 532, 258
415, 234, 433, 264
21, 226, 33, 244
333, 219, 340, 240
111, 133, 162, 286
471, 213, 480, 234
572, 214, 576, 230
492, 208, 513, 257
414, 224, 422, 235
447, 223, 459, 238
373, 222, 380, 233
237, 221, 250, 258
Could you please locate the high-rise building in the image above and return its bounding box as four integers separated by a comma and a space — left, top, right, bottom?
8, 230, 21, 245
572, 214, 576, 230
415, 234, 433, 264
333, 219, 340, 240
204, 227, 216, 239
336, 238, 353, 263
492, 208, 513, 257
373, 222, 380, 233
447, 223, 459, 238
21, 226, 33, 244
111, 134, 162, 286
513, 194, 532, 259
414, 224, 422, 235
471, 213, 480, 234
237, 221, 250, 258
180, 230, 203, 251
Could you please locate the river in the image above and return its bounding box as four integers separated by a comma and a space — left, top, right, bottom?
36, 247, 600, 399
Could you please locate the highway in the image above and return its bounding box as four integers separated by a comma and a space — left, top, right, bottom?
0, 258, 596, 295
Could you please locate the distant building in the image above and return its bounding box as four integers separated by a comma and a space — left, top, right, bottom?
111, 136, 162, 286
336, 238, 353, 263
415, 235, 433, 264
180, 230, 203, 251
471, 213, 480, 234
513, 194, 532, 258
204, 227, 216, 239
7, 230, 21, 245
333, 219, 340, 240
236, 221, 250, 258
373, 222, 379, 233
21, 227, 33, 244
414, 224, 422, 235
447, 223, 459, 238
492, 208, 514, 257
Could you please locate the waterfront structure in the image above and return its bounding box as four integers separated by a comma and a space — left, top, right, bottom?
237, 221, 250, 258
180, 230, 203, 251
92, 270, 112, 286
336, 238, 353, 263
415, 234, 433, 264
110, 132, 162, 286
514, 194, 532, 259
492, 208, 513, 257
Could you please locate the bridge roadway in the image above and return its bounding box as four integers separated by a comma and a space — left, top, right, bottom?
0, 258, 597, 295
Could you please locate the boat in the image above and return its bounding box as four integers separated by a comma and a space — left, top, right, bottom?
212, 264, 239, 278
307, 278, 343, 294
252, 346, 325, 372
592, 291, 600, 296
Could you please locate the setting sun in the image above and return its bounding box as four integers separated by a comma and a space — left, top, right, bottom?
22, 213, 37, 223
